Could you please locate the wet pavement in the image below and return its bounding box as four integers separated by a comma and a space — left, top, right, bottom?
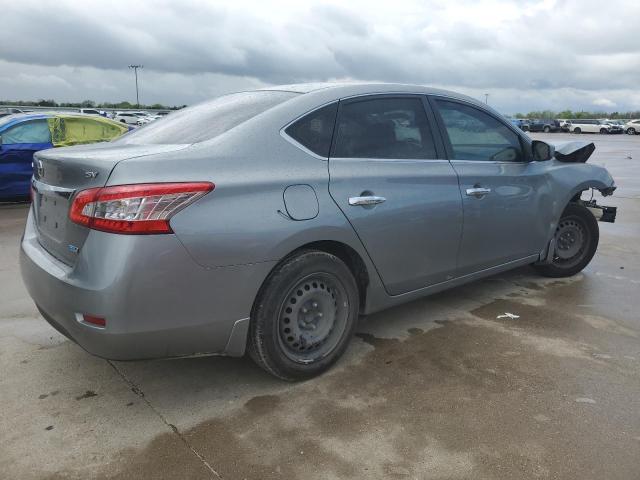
1, 133, 639, 479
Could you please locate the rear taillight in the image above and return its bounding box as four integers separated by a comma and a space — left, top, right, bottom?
69, 182, 214, 234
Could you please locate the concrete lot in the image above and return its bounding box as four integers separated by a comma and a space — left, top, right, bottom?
1, 133, 639, 479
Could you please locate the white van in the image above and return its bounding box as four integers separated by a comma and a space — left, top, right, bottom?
569, 119, 612, 134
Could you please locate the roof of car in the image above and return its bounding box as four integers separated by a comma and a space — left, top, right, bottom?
0, 112, 125, 130
258, 82, 482, 107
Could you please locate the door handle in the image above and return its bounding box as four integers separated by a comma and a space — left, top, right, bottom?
348, 195, 386, 206
465, 187, 491, 197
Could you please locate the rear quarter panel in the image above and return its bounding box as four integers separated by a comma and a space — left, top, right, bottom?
106, 107, 376, 271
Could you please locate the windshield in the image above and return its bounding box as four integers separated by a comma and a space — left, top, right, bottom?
117, 91, 299, 145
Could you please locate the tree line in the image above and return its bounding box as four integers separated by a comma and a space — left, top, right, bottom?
0, 99, 185, 110
512, 110, 640, 120
2, 99, 638, 119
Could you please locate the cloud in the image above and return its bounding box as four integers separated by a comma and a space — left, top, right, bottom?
0, 0, 639, 112
593, 98, 616, 108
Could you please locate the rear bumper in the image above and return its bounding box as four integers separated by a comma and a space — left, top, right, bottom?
20, 208, 275, 360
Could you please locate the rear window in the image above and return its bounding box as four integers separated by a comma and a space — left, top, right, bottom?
118, 91, 298, 145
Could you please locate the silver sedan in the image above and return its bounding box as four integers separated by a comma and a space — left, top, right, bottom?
20, 83, 616, 380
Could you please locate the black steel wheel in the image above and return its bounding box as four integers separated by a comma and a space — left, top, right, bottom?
277, 273, 350, 363
248, 250, 359, 381
534, 203, 599, 278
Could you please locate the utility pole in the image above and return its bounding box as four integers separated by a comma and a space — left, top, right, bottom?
128, 65, 143, 108
484, 93, 489, 105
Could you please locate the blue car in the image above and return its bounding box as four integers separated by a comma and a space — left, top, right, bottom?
0, 113, 129, 200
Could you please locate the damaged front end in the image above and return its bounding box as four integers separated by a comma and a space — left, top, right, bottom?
554, 141, 596, 163
584, 198, 617, 223
552, 140, 617, 222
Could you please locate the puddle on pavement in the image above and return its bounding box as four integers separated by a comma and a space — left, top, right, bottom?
51, 279, 640, 480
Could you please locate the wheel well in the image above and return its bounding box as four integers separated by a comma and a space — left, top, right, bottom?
291, 241, 370, 311
570, 191, 583, 203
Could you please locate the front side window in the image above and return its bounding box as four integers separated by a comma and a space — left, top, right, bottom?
1, 119, 51, 144
333, 97, 437, 159
435, 99, 524, 162
285, 103, 337, 157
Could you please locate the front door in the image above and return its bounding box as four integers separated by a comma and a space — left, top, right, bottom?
431, 97, 553, 276
328, 95, 463, 295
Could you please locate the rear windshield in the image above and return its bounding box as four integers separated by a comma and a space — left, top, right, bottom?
117, 91, 299, 145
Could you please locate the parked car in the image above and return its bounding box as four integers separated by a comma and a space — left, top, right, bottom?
568, 119, 613, 134
509, 118, 527, 131
624, 119, 640, 135
114, 112, 144, 126
0, 107, 24, 118
20, 83, 617, 380
526, 119, 561, 133
78, 108, 107, 117
558, 119, 572, 132
130, 112, 155, 124
600, 120, 624, 134
0, 113, 129, 200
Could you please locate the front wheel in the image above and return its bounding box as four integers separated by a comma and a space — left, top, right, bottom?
248, 250, 359, 381
628, 127, 637, 135
543, 126, 551, 133
600, 128, 608, 134
573, 127, 582, 134
534, 203, 599, 278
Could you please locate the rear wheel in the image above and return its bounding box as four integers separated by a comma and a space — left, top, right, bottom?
534, 203, 599, 278
543, 125, 551, 133
573, 127, 582, 134
248, 250, 359, 381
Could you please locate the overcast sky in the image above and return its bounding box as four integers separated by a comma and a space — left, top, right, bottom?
1, 0, 639, 113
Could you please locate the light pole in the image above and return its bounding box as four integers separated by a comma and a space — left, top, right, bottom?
484, 93, 489, 105
128, 65, 143, 108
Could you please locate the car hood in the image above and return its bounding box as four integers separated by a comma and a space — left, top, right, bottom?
552, 141, 595, 163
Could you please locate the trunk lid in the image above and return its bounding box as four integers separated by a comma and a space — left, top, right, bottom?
32, 142, 188, 265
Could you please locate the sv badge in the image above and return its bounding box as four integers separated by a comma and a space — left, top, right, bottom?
85, 171, 99, 179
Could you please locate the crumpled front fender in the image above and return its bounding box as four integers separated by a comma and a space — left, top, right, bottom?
542, 160, 616, 249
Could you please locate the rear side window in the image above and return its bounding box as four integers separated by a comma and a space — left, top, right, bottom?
1, 119, 51, 144
119, 91, 298, 144
333, 97, 437, 159
435, 99, 524, 162
285, 103, 337, 157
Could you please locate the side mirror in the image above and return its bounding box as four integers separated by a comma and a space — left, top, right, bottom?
532, 140, 554, 161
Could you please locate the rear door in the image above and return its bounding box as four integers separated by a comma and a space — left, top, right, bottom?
0, 119, 52, 198
328, 95, 462, 295
430, 97, 553, 275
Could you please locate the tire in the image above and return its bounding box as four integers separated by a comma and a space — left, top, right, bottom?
573, 127, 581, 134
248, 250, 359, 381
120, 119, 126, 123
543, 126, 551, 133
600, 128, 608, 134
628, 127, 636, 135
534, 203, 599, 278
